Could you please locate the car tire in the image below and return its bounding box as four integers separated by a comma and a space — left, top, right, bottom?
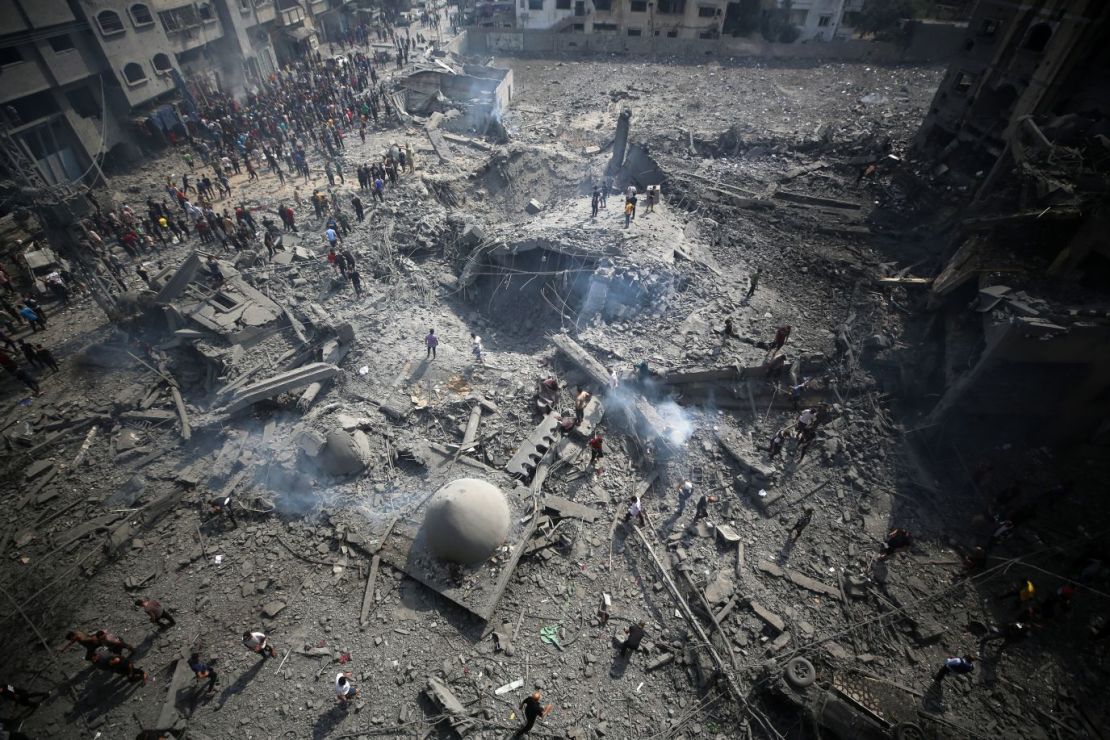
784, 657, 816, 688
892, 722, 926, 740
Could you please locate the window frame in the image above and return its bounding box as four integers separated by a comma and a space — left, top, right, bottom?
152, 53, 173, 75
129, 3, 155, 28
528, 0, 543, 10
0, 46, 24, 67
122, 61, 149, 86
817, 14, 831, 27
48, 35, 76, 53
96, 10, 126, 36
697, 5, 716, 18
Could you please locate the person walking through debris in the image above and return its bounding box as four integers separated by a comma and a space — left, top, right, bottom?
188, 653, 218, 694
574, 385, 591, 425
795, 407, 817, 438
722, 317, 739, 340
512, 691, 548, 738
694, 492, 717, 521
771, 325, 792, 351
788, 508, 815, 541
425, 329, 438, 359
61, 630, 102, 660
619, 620, 647, 658
933, 655, 975, 682
744, 267, 761, 302
243, 630, 277, 659
95, 629, 133, 656
591, 187, 600, 218
790, 378, 808, 411
470, 332, 483, 364
0, 350, 40, 394
624, 199, 634, 229
349, 267, 362, 297
768, 427, 787, 459
372, 176, 385, 202
208, 496, 238, 529
878, 528, 913, 560
351, 195, 364, 222
624, 495, 645, 527
136, 597, 175, 628
19, 340, 43, 370
1, 683, 48, 711
795, 424, 817, 463
18, 304, 45, 331
335, 672, 359, 705
588, 433, 604, 467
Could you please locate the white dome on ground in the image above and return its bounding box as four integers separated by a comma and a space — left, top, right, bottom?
424, 478, 510, 565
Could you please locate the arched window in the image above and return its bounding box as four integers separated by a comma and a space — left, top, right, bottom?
152, 53, 172, 73
96, 10, 125, 35
1024, 23, 1051, 52
129, 3, 155, 27
122, 62, 147, 85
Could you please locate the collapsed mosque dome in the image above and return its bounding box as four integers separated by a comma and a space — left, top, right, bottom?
424, 478, 510, 565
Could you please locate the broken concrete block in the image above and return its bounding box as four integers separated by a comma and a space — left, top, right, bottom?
646, 652, 675, 671
24, 460, 54, 480
296, 429, 327, 457
460, 223, 486, 248
261, 600, 287, 618
223, 362, 339, 414
335, 322, 355, 344
525, 199, 544, 214
749, 600, 785, 633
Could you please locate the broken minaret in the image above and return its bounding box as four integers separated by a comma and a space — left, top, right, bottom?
607, 106, 632, 177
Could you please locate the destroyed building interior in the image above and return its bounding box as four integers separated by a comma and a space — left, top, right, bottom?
2, 2, 1110, 739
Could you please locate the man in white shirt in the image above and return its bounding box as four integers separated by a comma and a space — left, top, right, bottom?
242, 630, 277, 659
335, 671, 359, 704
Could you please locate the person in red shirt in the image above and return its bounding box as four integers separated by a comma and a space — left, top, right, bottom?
588, 434, 604, 467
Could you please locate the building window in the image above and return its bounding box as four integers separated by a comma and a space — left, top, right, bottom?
1023, 23, 1051, 52
529, 0, 543, 9
572, 22, 584, 30
96, 10, 125, 36
666, 29, 678, 37
160, 6, 201, 32
627, 28, 641, 36
240, 0, 252, 9
198, 3, 215, 22
953, 71, 973, 94
0, 46, 23, 66
594, 21, 617, 31
698, 6, 716, 18
122, 62, 148, 85
593, 0, 612, 11
817, 14, 831, 27
129, 3, 154, 27
48, 35, 76, 53
657, 0, 685, 15
66, 87, 100, 118
630, 0, 646, 10
556, 0, 571, 8
978, 18, 999, 37
152, 53, 173, 73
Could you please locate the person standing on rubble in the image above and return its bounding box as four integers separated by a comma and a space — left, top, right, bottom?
372, 175, 385, 202
349, 267, 363, 298
242, 630, 277, 659
335, 671, 359, 705
624, 199, 633, 229
771, 325, 792, 352
744, 267, 761, 302
188, 652, 218, 694
351, 195, 364, 222
574, 386, 591, 426
425, 329, 438, 359
512, 691, 548, 738
619, 620, 647, 658
933, 655, 975, 682
788, 508, 814, 541
135, 597, 175, 629
768, 427, 786, 459
470, 332, 483, 364
588, 433, 604, 467
693, 492, 717, 521
624, 495, 645, 527
591, 187, 600, 218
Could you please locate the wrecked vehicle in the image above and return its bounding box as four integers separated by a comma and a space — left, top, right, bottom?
765, 656, 930, 740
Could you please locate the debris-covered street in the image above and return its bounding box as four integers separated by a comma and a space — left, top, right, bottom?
2, 16, 1110, 740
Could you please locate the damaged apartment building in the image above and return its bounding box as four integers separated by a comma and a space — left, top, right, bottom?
0, 0, 353, 180
909, 0, 1110, 447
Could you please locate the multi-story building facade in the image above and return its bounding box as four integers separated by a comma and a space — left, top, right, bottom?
0, 0, 343, 185
779, 0, 864, 42
516, 0, 732, 39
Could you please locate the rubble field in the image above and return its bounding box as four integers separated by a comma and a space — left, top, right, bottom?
2, 51, 1108, 740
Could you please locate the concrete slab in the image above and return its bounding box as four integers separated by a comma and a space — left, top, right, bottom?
504, 411, 560, 479
223, 363, 340, 414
